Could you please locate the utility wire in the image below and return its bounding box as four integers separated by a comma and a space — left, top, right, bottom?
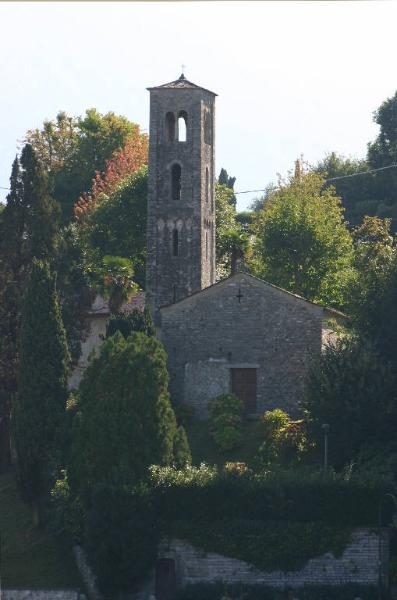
234, 162, 397, 195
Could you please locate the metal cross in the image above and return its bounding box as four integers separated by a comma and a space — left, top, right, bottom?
181, 64, 186, 75
236, 286, 243, 303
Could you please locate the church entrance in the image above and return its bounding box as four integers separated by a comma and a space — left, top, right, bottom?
231, 368, 257, 415
155, 558, 176, 600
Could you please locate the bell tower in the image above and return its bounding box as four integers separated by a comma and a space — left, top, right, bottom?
146, 74, 217, 317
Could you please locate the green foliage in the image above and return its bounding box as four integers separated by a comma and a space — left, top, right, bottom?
173, 426, 192, 468
69, 332, 182, 498
208, 393, 243, 452
85, 482, 158, 596
257, 409, 308, 467
216, 184, 243, 278
26, 109, 138, 220
14, 260, 70, 514
349, 216, 396, 341
218, 167, 237, 206
302, 337, 397, 468
252, 170, 354, 308
174, 582, 377, 600
169, 518, 350, 572
100, 254, 137, 312
87, 167, 148, 287
106, 307, 155, 339
48, 471, 84, 544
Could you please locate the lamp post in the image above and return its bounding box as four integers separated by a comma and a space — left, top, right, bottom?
378, 492, 397, 600
321, 423, 329, 475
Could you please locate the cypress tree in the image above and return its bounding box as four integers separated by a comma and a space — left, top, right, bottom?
14, 259, 70, 524
0, 145, 60, 470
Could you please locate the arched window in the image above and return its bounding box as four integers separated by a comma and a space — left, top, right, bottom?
165, 112, 175, 142
204, 110, 212, 145
171, 163, 181, 200
205, 167, 209, 203
178, 111, 187, 142
172, 229, 179, 256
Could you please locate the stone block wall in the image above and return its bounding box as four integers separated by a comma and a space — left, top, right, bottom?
158, 528, 389, 589
160, 273, 324, 417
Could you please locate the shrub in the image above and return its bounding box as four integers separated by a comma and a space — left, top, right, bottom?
106, 306, 155, 339
257, 409, 309, 467
173, 426, 192, 468
208, 393, 243, 451
69, 332, 186, 498
85, 482, 158, 596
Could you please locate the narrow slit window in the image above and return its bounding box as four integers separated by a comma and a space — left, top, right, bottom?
205, 167, 209, 203
204, 111, 212, 145
206, 231, 208, 260
165, 112, 175, 142
171, 164, 182, 200
173, 229, 179, 256
178, 111, 187, 142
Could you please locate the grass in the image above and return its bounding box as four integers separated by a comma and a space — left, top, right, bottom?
186, 419, 264, 468
0, 472, 83, 590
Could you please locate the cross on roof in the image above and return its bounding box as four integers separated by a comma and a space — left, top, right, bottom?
236, 286, 243, 303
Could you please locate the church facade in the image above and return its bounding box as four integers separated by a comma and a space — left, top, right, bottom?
146, 74, 343, 418
70, 74, 343, 418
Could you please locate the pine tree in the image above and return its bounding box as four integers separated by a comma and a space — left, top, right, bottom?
14, 260, 70, 524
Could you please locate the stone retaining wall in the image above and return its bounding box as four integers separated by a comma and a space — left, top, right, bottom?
158, 528, 389, 588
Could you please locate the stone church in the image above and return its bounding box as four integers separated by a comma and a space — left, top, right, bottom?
70, 74, 343, 418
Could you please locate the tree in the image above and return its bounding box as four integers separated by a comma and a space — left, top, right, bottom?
14, 260, 70, 523
26, 109, 141, 220
302, 338, 397, 468
0, 146, 61, 469
215, 183, 246, 278
106, 307, 156, 339
218, 168, 237, 207
348, 216, 396, 340
69, 332, 188, 498
252, 169, 354, 308
84, 167, 148, 288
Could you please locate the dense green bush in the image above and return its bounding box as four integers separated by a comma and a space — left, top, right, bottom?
302, 337, 397, 468
85, 482, 158, 596
105, 306, 155, 339
174, 582, 377, 600
257, 409, 309, 466
208, 393, 243, 451
69, 332, 189, 498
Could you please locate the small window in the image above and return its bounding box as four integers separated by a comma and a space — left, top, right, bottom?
206, 231, 208, 260
178, 111, 187, 142
204, 110, 212, 145
172, 229, 179, 256
165, 112, 175, 142
171, 163, 181, 200
205, 167, 209, 203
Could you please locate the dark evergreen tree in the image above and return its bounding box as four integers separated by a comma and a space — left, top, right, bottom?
218, 168, 237, 207
0, 148, 60, 470
106, 307, 155, 339
69, 332, 187, 498
14, 260, 70, 524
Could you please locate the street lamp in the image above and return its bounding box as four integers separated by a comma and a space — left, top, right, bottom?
378, 492, 397, 600
321, 423, 329, 474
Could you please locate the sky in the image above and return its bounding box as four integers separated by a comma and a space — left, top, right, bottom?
0, 1, 397, 211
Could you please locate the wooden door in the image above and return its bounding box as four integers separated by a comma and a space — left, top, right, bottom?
155, 558, 176, 600
231, 368, 257, 415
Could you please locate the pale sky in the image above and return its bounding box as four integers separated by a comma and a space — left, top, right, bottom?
1, 1, 396, 211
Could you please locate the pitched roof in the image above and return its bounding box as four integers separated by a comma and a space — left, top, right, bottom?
159, 272, 347, 319
147, 73, 217, 96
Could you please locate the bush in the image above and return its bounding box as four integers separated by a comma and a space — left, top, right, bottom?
85, 482, 158, 596
173, 426, 192, 468
257, 409, 309, 467
106, 306, 155, 339
69, 332, 186, 498
208, 393, 243, 451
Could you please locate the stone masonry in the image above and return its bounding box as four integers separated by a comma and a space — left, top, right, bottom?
146, 74, 216, 317
160, 272, 341, 418
158, 528, 389, 589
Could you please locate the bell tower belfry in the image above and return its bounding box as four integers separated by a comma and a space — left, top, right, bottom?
146, 74, 217, 317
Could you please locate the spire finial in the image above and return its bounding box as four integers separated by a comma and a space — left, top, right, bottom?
180, 64, 186, 79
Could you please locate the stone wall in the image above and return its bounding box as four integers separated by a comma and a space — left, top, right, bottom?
2, 592, 85, 600
160, 272, 324, 417
158, 528, 389, 589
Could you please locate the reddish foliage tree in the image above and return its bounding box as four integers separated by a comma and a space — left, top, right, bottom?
75, 126, 148, 219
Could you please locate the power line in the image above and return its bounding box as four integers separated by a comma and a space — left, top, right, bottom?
234, 162, 397, 195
